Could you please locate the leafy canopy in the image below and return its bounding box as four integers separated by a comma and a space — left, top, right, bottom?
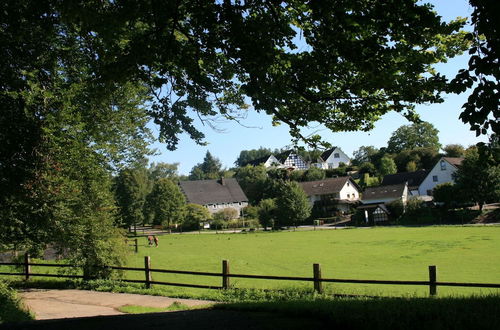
1, 0, 470, 150
387, 122, 441, 154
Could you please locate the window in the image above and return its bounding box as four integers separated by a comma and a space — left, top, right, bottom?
334, 153, 340, 158
347, 194, 350, 198
432, 175, 438, 182
440, 160, 446, 170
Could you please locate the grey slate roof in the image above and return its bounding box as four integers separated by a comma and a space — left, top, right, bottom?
299, 176, 358, 196
362, 183, 407, 202
381, 170, 429, 190
179, 178, 248, 205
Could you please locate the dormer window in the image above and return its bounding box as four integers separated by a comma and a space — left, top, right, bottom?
440, 160, 446, 170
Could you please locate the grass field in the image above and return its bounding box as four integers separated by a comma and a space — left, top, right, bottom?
120, 226, 500, 297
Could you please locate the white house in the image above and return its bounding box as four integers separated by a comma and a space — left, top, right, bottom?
299, 176, 360, 213
314, 147, 351, 169
418, 157, 464, 196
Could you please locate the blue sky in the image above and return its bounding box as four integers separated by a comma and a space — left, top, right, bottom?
149, 0, 487, 175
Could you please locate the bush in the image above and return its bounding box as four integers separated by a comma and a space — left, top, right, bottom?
213, 208, 239, 221
0, 282, 33, 324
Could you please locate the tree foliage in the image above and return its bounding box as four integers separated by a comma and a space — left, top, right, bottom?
352, 146, 379, 166
303, 167, 326, 182
257, 198, 277, 230
235, 147, 273, 167
275, 181, 311, 227
145, 178, 186, 227
114, 167, 150, 231
378, 156, 397, 177
453, 147, 500, 210
387, 122, 441, 154
235, 165, 269, 204
451, 0, 500, 135
443, 144, 466, 158
393, 147, 440, 172
182, 203, 211, 231
189, 151, 223, 180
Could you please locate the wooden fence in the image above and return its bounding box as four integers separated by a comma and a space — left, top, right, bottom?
1, 254, 500, 297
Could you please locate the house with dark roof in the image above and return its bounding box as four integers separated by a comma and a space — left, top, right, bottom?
312, 147, 350, 169
361, 183, 409, 206
381, 169, 429, 196
418, 157, 464, 196
179, 178, 248, 217
299, 176, 360, 213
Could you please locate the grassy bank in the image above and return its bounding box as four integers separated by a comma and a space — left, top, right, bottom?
0, 282, 33, 324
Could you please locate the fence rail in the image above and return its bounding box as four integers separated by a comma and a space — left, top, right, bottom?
1, 254, 500, 296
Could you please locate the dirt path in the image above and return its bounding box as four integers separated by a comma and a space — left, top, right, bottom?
7, 290, 327, 330
18, 289, 214, 320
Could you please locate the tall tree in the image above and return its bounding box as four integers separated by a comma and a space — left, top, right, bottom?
189, 151, 223, 180
387, 122, 441, 154
275, 181, 312, 227
145, 179, 186, 228
114, 167, 150, 234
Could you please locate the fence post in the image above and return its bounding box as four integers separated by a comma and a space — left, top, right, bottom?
313, 263, 323, 294
134, 238, 139, 253
24, 253, 31, 281
222, 260, 230, 289
429, 265, 437, 296
144, 256, 152, 289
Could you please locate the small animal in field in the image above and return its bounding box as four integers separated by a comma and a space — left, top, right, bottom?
147, 235, 154, 246
153, 235, 159, 247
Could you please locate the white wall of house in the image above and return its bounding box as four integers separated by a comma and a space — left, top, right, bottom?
263, 155, 281, 168
323, 148, 350, 169
339, 180, 360, 200
204, 201, 248, 217
418, 158, 459, 196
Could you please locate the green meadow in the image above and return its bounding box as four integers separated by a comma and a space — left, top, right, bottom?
122, 226, 500, 297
